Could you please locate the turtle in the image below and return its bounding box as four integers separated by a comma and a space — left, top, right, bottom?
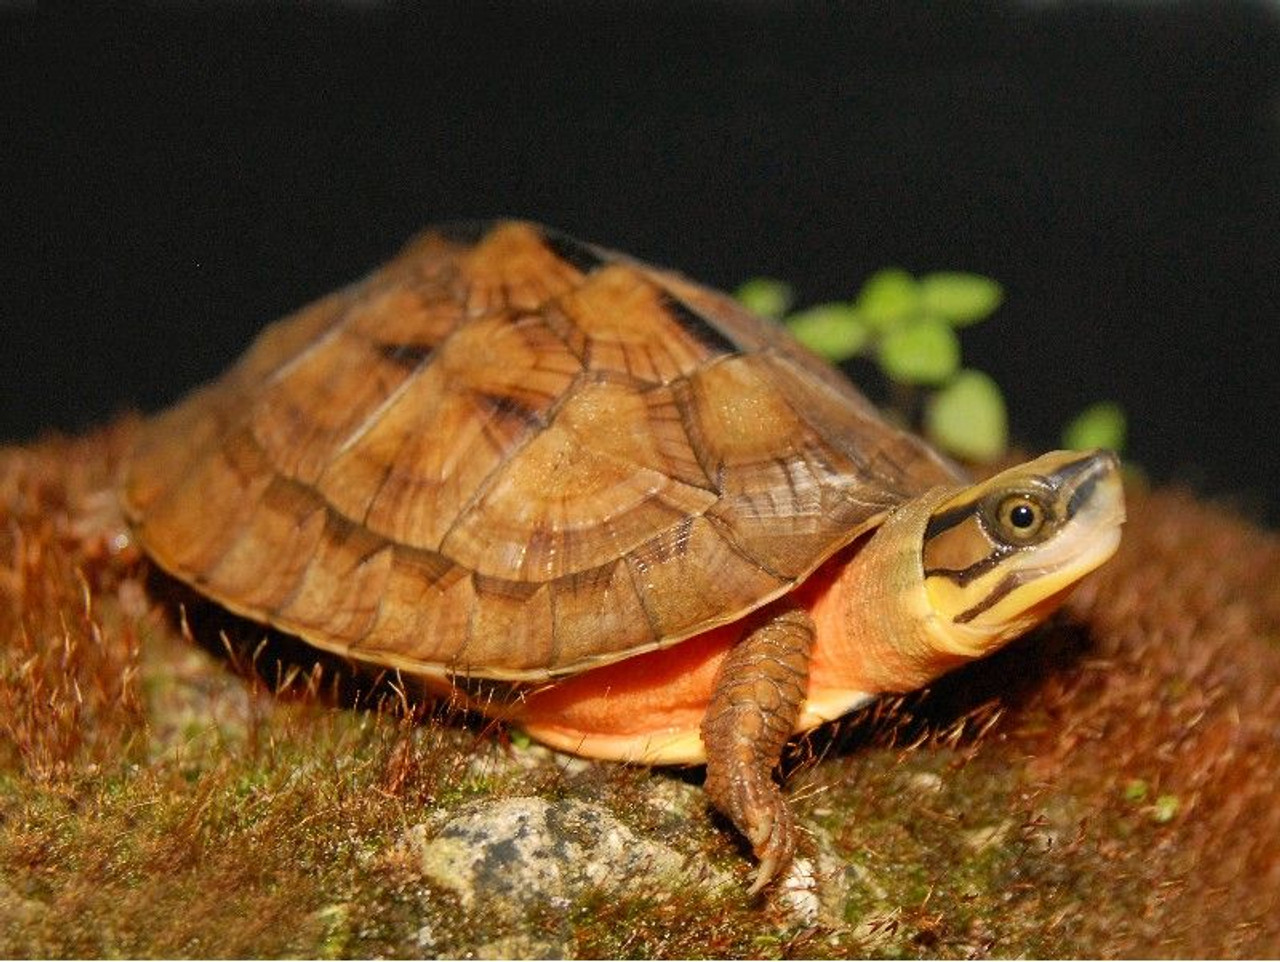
122, 220, 1125, 891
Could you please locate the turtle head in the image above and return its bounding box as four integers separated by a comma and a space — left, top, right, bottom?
920, 449, 1126, 656
809, 449, 1124, 697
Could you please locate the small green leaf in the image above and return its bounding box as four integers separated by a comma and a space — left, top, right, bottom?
1063, 401, 1127, 454
1151, 794, 1180, 824
856, 268, 920, 331
785, 302, 869, 362
1123, 778, 1149, 803
509, 728, 533, 750
919, 272, 1004, 327
735, 277, 794, 319
878, 316, 961, 385
924, 369, 1008, 463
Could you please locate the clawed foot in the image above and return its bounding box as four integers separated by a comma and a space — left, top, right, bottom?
745, 790, 796, 895
700, 601, 814, 896
705, 763, 798, 895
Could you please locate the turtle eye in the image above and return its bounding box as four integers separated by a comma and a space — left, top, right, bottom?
993, 494, 1048, 543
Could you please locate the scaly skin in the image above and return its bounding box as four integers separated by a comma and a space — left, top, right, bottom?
701, 602, 815, 894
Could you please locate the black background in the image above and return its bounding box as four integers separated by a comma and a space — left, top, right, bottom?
4, 2, 1279, 522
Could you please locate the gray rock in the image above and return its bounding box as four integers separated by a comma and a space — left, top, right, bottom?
403, 795, 705, 915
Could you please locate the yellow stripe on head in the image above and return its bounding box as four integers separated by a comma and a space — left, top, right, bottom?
922, 450, 1125, 655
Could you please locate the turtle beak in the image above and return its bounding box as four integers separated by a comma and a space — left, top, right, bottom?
1053, 449, 1126, 532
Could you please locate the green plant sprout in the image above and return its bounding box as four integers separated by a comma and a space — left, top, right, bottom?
734, 277, 794, 320
736, 269, 1126, 462
1063, 401, 1127, 454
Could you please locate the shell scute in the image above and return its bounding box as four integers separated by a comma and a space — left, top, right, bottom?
548, 561, 656, 669
250, 327, 427, 486
550, 263, 731, 383
124, 220, 959, 679
278, 514, 394, 642
624, 514, 787, 640
439, 377, 719, 582
451, 220, 593, 314
354, 547, 471, 668
133, 426, 277, 578
202, 475, 328, 612
311, 312, 581, 551
466, 575, 556, 673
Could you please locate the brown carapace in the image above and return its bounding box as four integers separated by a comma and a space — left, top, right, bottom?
123, 221, 1124, 892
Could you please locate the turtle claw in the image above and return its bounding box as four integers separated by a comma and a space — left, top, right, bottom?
705, 767, 798, 894
745, 795, 796, 895
747, 859, 776, 896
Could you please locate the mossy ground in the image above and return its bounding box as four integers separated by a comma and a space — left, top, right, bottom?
2, 421, 1277, 957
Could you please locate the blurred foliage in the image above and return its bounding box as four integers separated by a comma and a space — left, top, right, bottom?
925, 369, 1007, 463
879, 317, 961, 386
739, 267, 1008, 461
733, 277, 794, 320
1063, 401, 1127, 455
739, 267, 1125, 464
782, 302, 868, 361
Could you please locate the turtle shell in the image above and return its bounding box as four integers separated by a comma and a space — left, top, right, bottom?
123, 221, 959, 681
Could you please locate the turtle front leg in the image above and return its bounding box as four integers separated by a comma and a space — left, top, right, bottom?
701, 602, 814, 894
